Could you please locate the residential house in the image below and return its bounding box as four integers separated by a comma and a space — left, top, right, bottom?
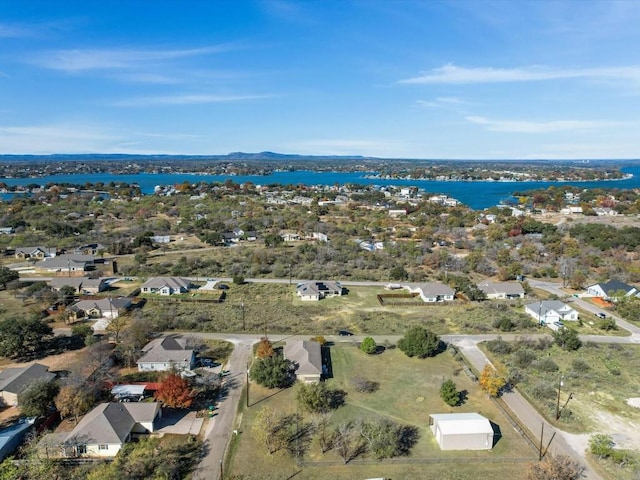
0, 363, 56, 407
404, 283, 455, 303
296, 281, 344, 301
137, 336, 195, 372
311, 232, 328, 242
0, 227, 14, 235
50, 276, 107, 295
73, 243, 107, 255
429, 413, 494, 451
284, 341, 323, 383
140, 277, 191, 296
67, 297, 131, 321
14, 246, 56, 260
281, 232, 301, 242
524, 300, 579, 326
585, 280, 638, 301
477, 280, 525, 300
63, 402, 161, 457
36, 254, 94, 275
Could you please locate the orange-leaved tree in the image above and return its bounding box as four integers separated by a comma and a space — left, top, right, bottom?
256, 337, 275, 358
478, 364, 506, 398
155, 374, 194, 408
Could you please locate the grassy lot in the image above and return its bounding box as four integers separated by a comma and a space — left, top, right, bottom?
227, 345, 535, 480
139, 283, 630, 337
480, 340, 640, 479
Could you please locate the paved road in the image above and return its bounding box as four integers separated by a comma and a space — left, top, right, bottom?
191, 335, 254, 480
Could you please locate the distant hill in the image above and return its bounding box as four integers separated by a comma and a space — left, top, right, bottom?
0, 151, 372, 162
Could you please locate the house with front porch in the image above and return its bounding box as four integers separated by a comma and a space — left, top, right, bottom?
137, 336, 195, 372
477, 280, 525, 300
67, 297, 131, 321
296, 281, 344, 301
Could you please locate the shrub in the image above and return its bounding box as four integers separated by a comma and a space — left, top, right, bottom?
589, 434, 614, 458
485, 337, 512, 355
440, 379, 460, 406
397, 327, 443, 358
493, 316, 516, 332
532, 358, 559, 373
310, 335, 327, 345
513, 349, 537, 368
360, 337, 377, 354
530, 380, 556, 400
571, 358, 590, 372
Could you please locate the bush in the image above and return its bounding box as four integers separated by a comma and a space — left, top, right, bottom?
360, 336, 377, 354
485, 337, 512, 355
553, 328, 582, 351
493, 316, 516, 332
589, 434, 614, 458
397, 327, 443, 358
513, 349, 537, 368
530, 380, 556, 400
310, 335, 327, 345
440, 379, 460, 406
250, 354, 295, 389
571, 358, 590, 372
532, 357, 559, 373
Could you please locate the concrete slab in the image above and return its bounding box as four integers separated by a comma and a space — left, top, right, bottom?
156, 409, 203, 436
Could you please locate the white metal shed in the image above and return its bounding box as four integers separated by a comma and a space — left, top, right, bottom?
429, 412, 494, 450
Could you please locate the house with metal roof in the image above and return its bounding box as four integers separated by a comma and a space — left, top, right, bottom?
0, 363, 56, 407
63, 402, 161, 457
140, 276, 192, 296
477, 280, 525, 300
50, 276, 107, 294
137, 336, 195, 372
429, 413, 495, 450
36, 254, 95, 275
284, 341, 323, 383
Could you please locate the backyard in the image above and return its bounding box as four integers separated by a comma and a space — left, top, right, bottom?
227, 343, 535, 479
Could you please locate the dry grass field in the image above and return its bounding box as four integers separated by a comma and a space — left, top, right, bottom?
227, 344, 535, 480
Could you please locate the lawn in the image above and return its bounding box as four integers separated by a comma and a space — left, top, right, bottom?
227, 345, 535, 480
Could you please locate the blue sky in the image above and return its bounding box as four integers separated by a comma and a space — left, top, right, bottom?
1, 0, 639, 159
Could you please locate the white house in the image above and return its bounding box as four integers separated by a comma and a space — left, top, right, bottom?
403, 283, 455, 303
137, 336, 195, 372
524, 300, 579, 326
0, 363, 56, 407
140, 277, 192, 296
585, 280, 638, 300
296, 281, 344, 301
477, 281, 525, 300
63, 402, 161, 457
429, 413, 494, 450
68, 297, 131, 320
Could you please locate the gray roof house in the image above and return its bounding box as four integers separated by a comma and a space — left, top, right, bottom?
37, 254, 95, 275
137, 336, 195, 372
524, 300, 579, 328
477, 280, 525, 300
140, 277, 192, 296
14, 246, 56, 259
586, 280, 638, 300
284, 341, 323, 383
404, 283, 455, 303
50, 276, 107, 294
62, 402, 161, 457
0, 363, 56, 407
68, 297, 131, 320
296, 281, 344, 301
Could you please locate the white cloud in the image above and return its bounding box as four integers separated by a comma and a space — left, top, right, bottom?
0, 123, 120, 154
417, 96, 469, 108
111, 93, 272, 107
465, 115, 620, 133
400, 63, 640, 85
0, 22, 38, 38
286, 138, 403, 156
29, 44, 239, 72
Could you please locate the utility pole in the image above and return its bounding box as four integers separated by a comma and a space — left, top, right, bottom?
241, 302, 245, 331
555, 375, 564, 420
219, 459, 223, 480
246, 361, 250, 408
288, 263, 292, 285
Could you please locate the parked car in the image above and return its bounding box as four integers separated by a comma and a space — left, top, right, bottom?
337, 330, 354, 336
217, 283, 229, 290
596, 312, 607, 319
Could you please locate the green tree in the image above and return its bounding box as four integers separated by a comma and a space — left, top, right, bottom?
439, 379, 460, 406
397, 327, 443, 358
360, 336, 377, 354
19, 379, 59, 417
0, 266, 19, 290
553, 327, 582, 351
389, 266, 408, 281
250, 354, 294, 389
55, 383, 97, 424
0, 317, 53, 358
295, 382, 344, 414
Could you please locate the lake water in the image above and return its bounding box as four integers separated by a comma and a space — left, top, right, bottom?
2, 166, 640, 210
